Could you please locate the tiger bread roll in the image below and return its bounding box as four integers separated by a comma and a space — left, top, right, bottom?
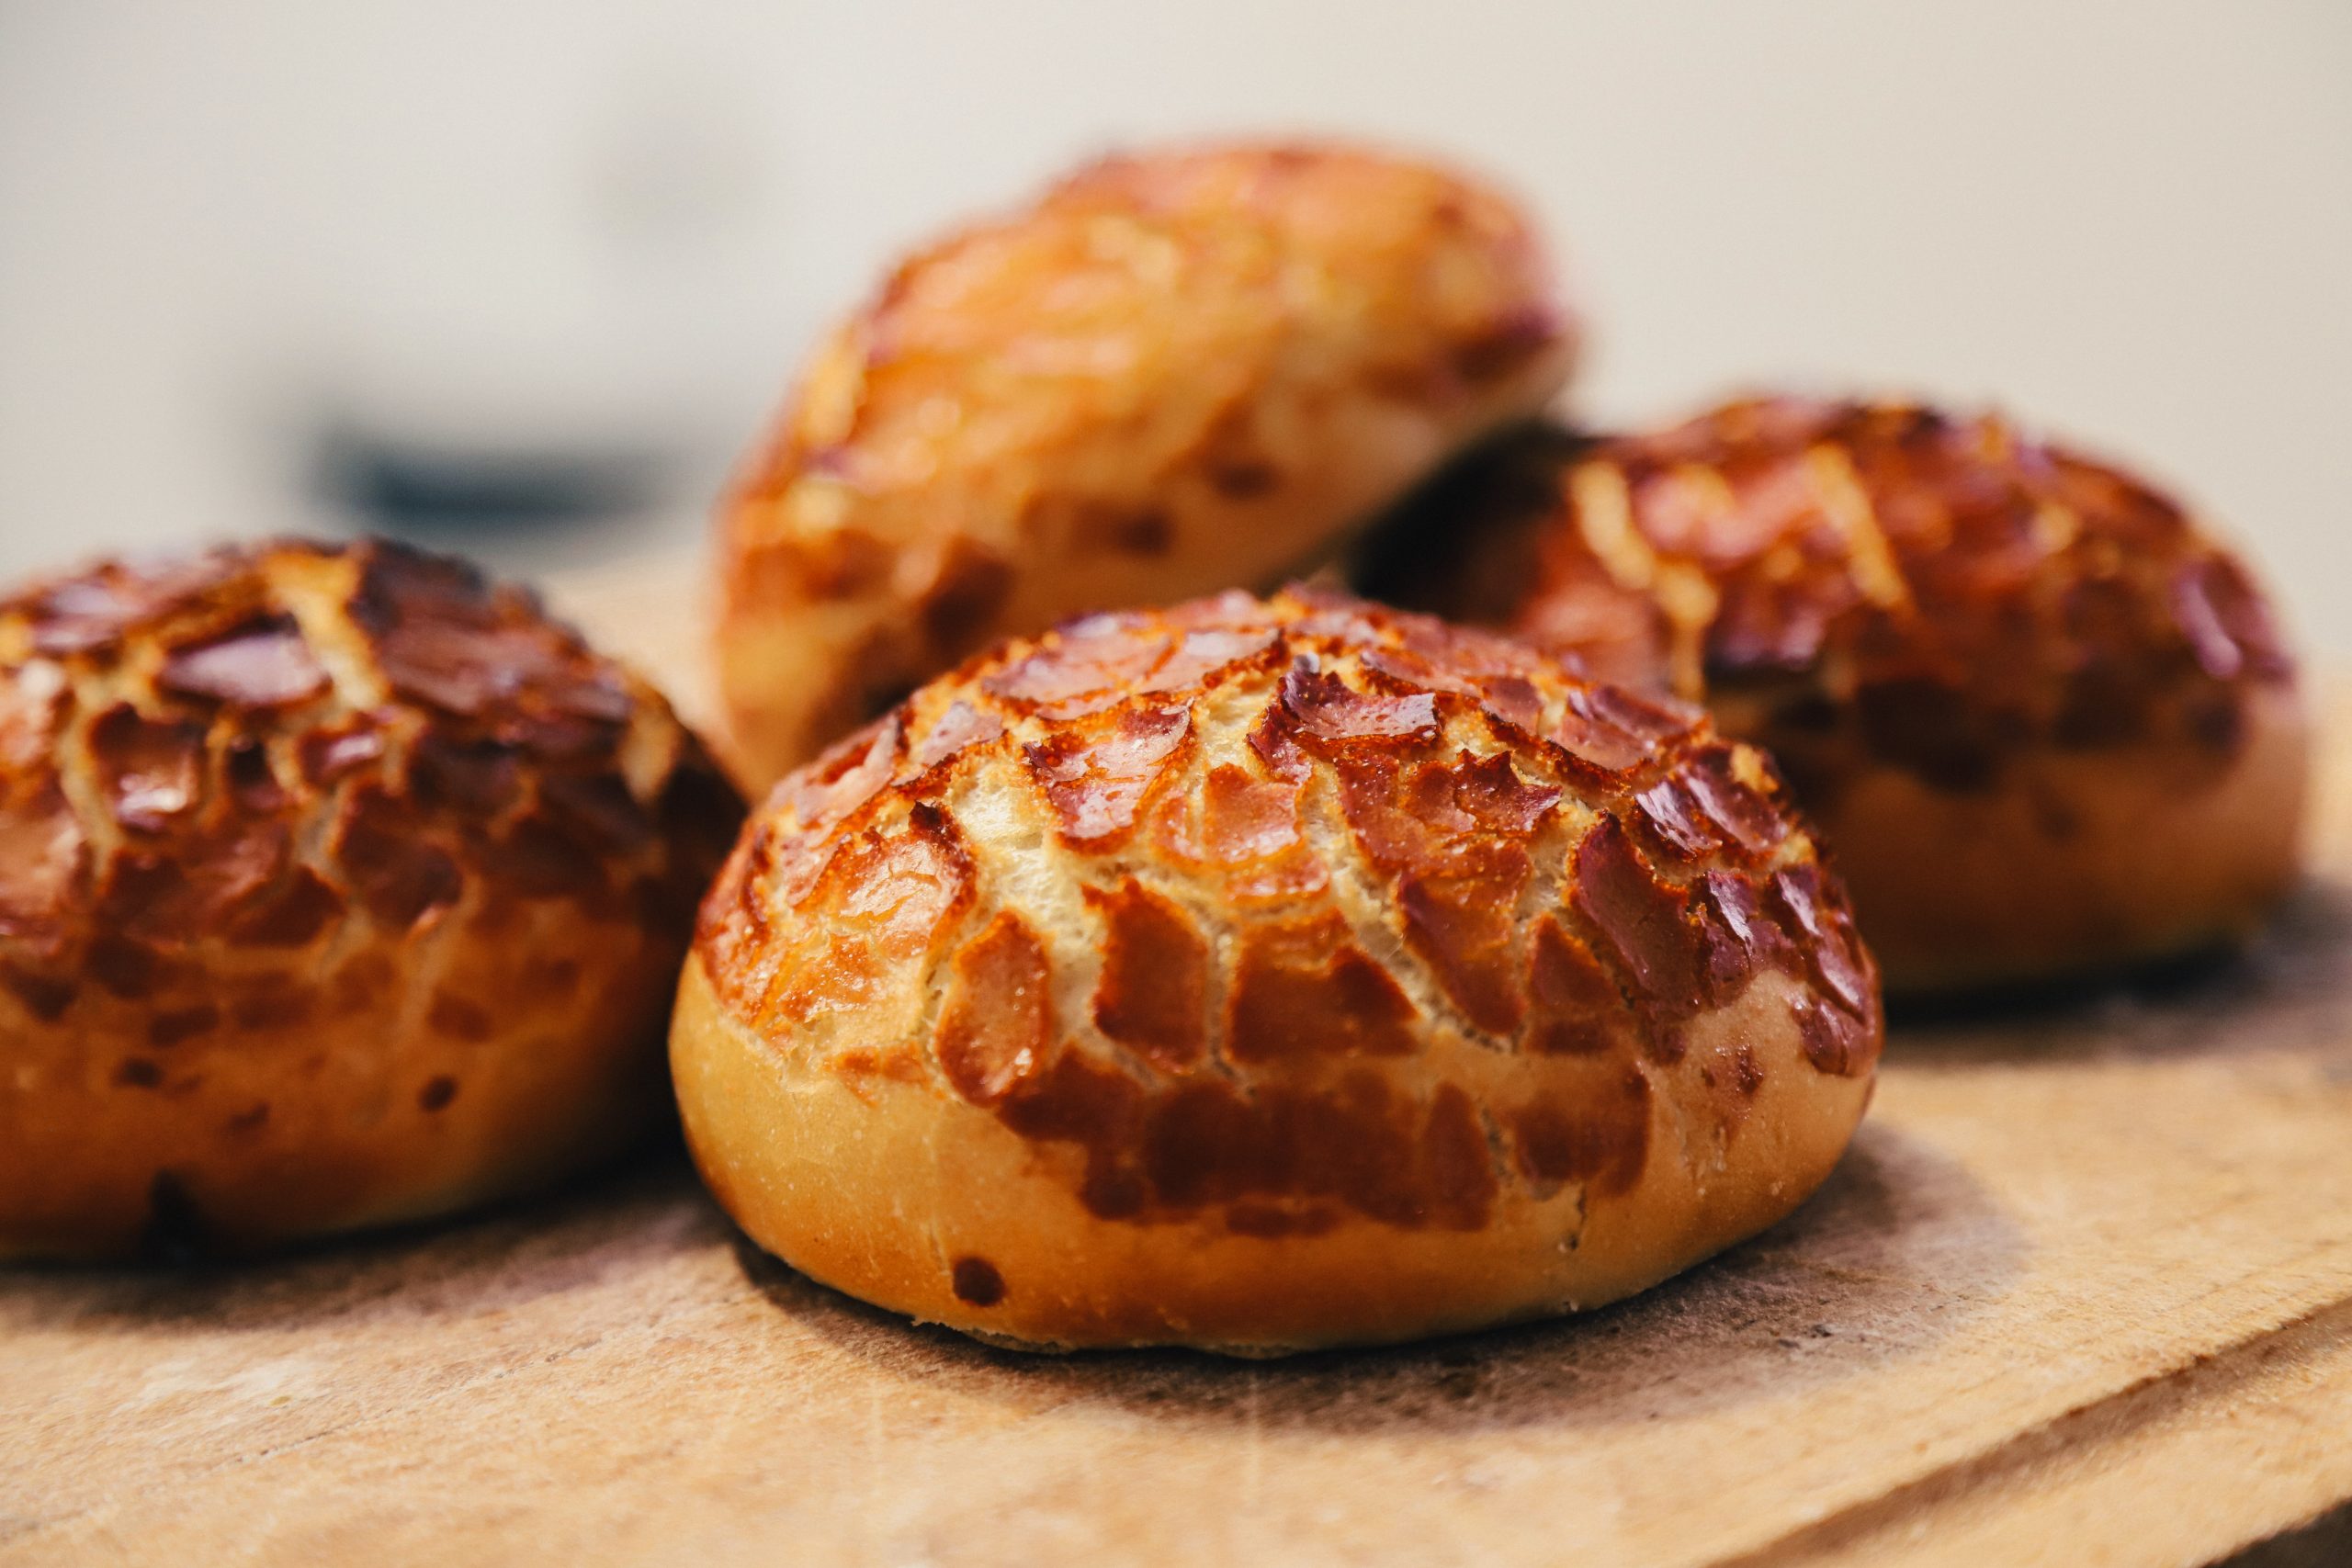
715, 139, 1578, 788
673, 587, 1882, 1354
0, 539, 742, 1259
1358, 397, 2307, 994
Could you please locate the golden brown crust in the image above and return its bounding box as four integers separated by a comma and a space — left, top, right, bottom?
0, 539, 742, 1258
715, 140, 1577, 787
1777, 685, 2307, 991
1361, 399, 2310, 990
675, 588, 1879, 1352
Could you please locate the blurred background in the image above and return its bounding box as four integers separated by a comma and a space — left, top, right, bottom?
2, 1, 2346, 647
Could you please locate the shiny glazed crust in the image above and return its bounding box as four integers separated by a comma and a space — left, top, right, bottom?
714, 141, 1577, 788
674, 589, 1881, 1353
1361, 399, 2309, 991
0, 540, 742, 1258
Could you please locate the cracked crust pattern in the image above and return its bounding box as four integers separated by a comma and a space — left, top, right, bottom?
714, 140, 1577, 788
0, 539, 743, 1258
673, 588, 1880, 1352
1358, 399, 2309, 989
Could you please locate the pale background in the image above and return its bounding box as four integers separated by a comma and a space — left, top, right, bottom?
2, 1, 2346, 648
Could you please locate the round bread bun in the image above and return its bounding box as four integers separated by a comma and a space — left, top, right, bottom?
714, 140, 1577, 789
673, 587, 1881, 1354
1357, 399, 2309, 994
0, 539, 742, 1259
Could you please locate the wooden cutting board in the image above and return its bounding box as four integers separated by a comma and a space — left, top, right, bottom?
6, 557, 2350, 1568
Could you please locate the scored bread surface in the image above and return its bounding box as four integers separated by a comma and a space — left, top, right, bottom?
0, 539, 741, 1258
715, 141, 1577, 785
677, 588, 1882, 1353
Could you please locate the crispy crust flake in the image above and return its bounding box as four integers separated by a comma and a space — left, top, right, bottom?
0, 537, 741, 1045
1363, 397, 2298, 795
715, 141, 1574, 784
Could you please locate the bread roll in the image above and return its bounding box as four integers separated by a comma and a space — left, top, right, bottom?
0, 540, 741, 1258
1358, 399, 2308, 992
673, 588, 1881, 1353
714, 141, 1577, 788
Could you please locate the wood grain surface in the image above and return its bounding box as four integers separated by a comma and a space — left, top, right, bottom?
4, 558, 2348, 1568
